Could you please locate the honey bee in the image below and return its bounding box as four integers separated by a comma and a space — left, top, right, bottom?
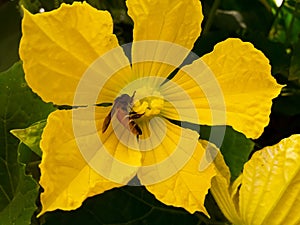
102, 91, 143, 139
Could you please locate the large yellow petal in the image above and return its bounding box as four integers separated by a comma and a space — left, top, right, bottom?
127, 0, 203, 82
20, 2, 131, 105
239, 134, 300, 225
137, 120, 216, 215
39, 108, 141, 215
127, 0, 202, 45
201, 38, 283, 138
162, 38, 283, 139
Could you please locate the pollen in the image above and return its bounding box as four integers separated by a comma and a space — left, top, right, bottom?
133, 95, 164, 117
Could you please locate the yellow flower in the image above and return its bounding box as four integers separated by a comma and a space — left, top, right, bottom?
211, 134, 300, 225
19, 1, 283, 216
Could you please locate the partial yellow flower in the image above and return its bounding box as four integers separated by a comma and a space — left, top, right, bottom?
19, 0, 282, 217
211, 135, 300, 225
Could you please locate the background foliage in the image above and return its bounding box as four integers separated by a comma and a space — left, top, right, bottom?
0, 0, 300, 224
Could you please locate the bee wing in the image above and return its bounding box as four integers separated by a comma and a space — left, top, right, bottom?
102, 112, 112, 133
102, 105, 117, 133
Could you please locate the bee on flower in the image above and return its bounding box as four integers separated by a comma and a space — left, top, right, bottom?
19, 0, 282, 217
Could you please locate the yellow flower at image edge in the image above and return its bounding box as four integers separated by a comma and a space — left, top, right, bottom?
19, 0, 283, 216
211, 134, 300, 225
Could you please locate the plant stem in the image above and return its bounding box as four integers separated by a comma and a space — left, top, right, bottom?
202, 0, 221, 35
268, 0, 286, 36
285, 2, 299, 45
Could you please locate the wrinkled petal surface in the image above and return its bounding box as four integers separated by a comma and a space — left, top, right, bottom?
20, 2, 131, 105
240, 134, 300, 225
211, 134, 300, 225
163, 38, 283, 139
139, 133, 216, 215
127, 0, 203, 84
39, 109, 141, 215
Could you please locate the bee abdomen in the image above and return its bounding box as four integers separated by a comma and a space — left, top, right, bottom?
129, 120, 142, 135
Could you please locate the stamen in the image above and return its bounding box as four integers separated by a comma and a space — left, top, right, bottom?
133, 96, 164, 117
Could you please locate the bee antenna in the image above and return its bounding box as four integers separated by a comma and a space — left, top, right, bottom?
132, 90, 136, 98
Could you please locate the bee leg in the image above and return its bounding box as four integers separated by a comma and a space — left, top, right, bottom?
129, 111, 144, 119
134, 125, 142, 142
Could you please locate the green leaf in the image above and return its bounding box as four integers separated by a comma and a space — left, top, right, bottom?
17, 143, 41, 182
17, 142, 40, 166
11, 120, 46, 158
0, 164, 39, 225
42, 186, 212, 225
0, 62, 55, 224
220, 127, 254, 180
200, 126, 255, 181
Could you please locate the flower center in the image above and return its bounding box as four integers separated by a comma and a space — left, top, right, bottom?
132, 87, 164, 118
